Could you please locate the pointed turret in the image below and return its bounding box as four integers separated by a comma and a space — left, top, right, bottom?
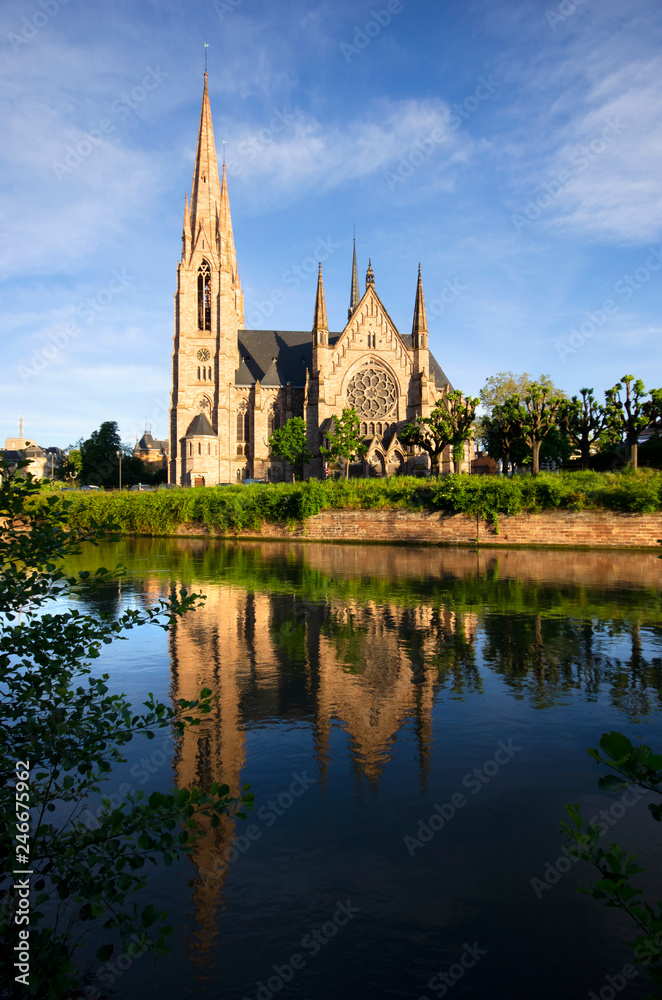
219, 163, 238, 277
312, 263, 329, 347
189, 73, 222, 250
411, 264, 430, 379
348, 238, 360, 320
366, 258, 375, 289
412, 264, 429, 349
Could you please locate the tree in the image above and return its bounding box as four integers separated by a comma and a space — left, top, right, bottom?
268, 417, 312, 481
479, 373, 567, 475
520, 382, 565, 476
558, 388, 605, 470
479, 371, 560, 411
80, 422, 148, 488
400, 390, 479, 475
320, 408, 367, 479
479, 396, 524, 476
0, 461, 252, 997
603, 376, 662, 470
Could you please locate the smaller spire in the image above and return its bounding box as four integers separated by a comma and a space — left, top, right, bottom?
412, 263, 429, 343
183, 192, 190, 233
366, 258, 375, 289
348, 237, 360, 320
313, 263, 329, 345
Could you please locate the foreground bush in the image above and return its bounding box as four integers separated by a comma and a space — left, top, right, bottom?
21, 470, 662, 536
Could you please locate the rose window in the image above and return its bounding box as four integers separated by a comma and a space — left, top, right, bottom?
346, 366, 397, 418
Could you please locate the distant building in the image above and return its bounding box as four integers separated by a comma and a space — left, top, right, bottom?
2, 421, 60, 479
133, 431, 168, 470
471, 450, 498, 475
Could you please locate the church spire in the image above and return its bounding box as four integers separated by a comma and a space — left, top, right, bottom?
412, 263, 429, 347
189, 73, 222, 248
313, 263, 329, 346
348, 237, 360, 320
219, 162, 238, 276
366, 258, 375, 289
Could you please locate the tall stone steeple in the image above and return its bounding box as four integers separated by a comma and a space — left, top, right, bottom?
348, 238, 360, 319
169, 73, 244, 486
189, 73, 222, 254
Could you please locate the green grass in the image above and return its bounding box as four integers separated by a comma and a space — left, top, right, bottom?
23, 469, 662, 536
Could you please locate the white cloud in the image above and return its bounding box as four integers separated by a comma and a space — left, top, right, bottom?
223, 99, 473, 205
495, 5, 662, 244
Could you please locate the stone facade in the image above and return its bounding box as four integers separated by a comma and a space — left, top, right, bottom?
169, 75, 471, 487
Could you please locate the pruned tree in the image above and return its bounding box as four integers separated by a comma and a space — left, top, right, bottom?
479, 373, 567, 474
479, 396, 523, 477
558, 388, 605, 470
400, 390, 479, 475
320, 408, 367, 479
603, 376, 662, 470
268, 417, 312, 481
520, 382, 565, 476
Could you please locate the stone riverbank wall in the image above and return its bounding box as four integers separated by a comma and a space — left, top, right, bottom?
168, 509, 662, 549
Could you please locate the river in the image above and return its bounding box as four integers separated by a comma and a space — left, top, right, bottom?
63, 539, 662, 1000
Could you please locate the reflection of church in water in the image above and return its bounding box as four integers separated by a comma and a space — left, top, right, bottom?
169, 74, 471, 485
166, 546, 478, 966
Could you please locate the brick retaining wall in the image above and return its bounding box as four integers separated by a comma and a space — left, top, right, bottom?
170, 509, 662, 549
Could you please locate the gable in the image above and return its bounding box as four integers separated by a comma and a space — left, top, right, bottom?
329, 286, 413, 377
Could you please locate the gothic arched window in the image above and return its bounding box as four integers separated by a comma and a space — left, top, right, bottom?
197, 259, 211, 331
268, 406, 281, 436
236, 406, 250, 443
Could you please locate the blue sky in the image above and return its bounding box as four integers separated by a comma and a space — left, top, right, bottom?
1, 0, 661, 448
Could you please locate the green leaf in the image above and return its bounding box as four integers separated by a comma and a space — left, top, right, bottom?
600, 731, 634, 762
96, 944, 113, 961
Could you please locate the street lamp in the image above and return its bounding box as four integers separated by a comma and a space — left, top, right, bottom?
117, 449, 122, 491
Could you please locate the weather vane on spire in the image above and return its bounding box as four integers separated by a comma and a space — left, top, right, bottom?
204, 42, 209, 74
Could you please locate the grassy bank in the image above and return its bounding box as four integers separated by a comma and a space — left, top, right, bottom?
27, 470, 662, 535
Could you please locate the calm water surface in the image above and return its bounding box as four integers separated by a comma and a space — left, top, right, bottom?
64, 540, 662, 1000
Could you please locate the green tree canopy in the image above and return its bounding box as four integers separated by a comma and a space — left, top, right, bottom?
400, 390, 479, 475
603, 375, 662, 470
519, 382, 566, 476
559, 388, 606, 470
479, 371, 562, 410
320, 408, 367, 479
269, 417, 312, 481
80, 422, 150, 488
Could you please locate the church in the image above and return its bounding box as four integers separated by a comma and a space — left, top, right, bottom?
169, 75, 471, 485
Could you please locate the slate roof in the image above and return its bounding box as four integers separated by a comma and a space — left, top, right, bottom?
184, 413, 217, 437
137, 432, 168, 451
235, 329, 452, 391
